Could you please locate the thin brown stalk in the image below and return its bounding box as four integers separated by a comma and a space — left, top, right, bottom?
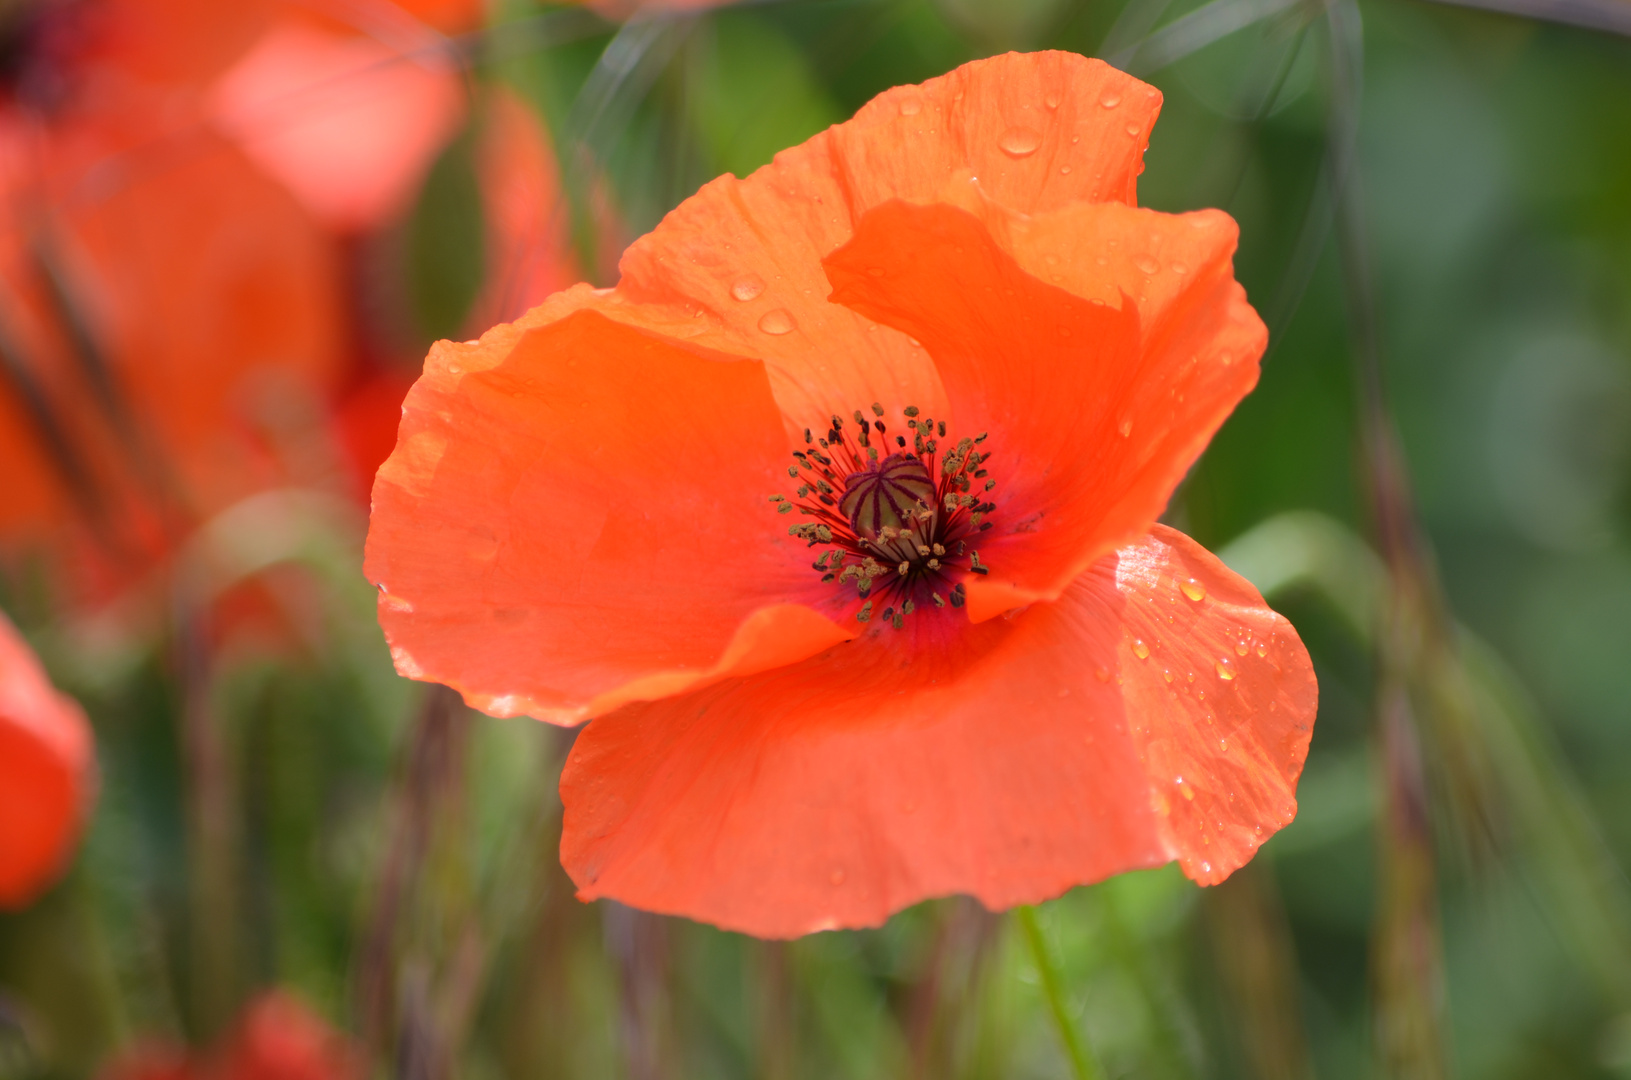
1205, 864, 1316, 1080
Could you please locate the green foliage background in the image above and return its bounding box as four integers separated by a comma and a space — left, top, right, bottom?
4, 0, 1631, 1077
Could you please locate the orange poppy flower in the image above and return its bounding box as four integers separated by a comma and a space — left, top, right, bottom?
0, 610, 94, 909
365, 51, 1318, 936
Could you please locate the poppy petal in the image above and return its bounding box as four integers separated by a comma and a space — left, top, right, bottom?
365, 308, 853, 724
608, 51, 1160, 435
559, 526, 1314, 937
825, 199, 1264, 622
1111, 524, 1315, 883
0, 614, 94, 909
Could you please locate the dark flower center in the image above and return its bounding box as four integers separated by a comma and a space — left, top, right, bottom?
770, 403, 995, 629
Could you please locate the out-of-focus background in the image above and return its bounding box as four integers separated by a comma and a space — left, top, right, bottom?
1, 0, 1629, 1077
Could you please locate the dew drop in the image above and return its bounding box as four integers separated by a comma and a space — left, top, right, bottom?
1100, 90, 1122, 108
1163, 669, 1173, 683
1181, 785, 1196, 802
1118, 419, 1133, 438
998, 126, 1042, 157
730, 274, 765, 301
446, 362, 462, 374
1095, 667, 1111, 682
1059, 165, 1072, 175
1132, 638, 1150, 660
1171, 262, 1189, 275
1201, 860, 1212, 872
1215, 659, 1235, 681
758, 309, 796, 335
1045, 92, 1061, 109
1179, 578, 1206, 602
1256, 642, 1268, 657
1135, 254, 1160, 274
899, 97, 922, 116
1235, 640, 1249, 657
1126, 123, 1143, 137
1220, 351, 1234, 366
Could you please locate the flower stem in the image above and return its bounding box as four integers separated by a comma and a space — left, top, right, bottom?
1015, 904, 1104, 1080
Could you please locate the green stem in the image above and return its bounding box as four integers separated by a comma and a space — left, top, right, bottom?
1016, 905, 1104, 1080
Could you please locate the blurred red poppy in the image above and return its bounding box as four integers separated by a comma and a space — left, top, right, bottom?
98, 991, 362, 1080
0, 0, 346, 600
0, 610, 93, 909
365, 51, 1318, 936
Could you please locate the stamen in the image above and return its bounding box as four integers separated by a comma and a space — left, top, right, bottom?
771, 403, 998, 625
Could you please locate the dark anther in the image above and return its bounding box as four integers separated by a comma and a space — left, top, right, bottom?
871, 402, 885, 416
804, 428, 813, 443
896, 435, 906, 448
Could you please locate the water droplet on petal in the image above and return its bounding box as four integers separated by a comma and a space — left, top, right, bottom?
447, 362, 462, 374
1118, 419, 1133, 438
1045, 92, 1061, 109
1180, 578, 1205, 602
1133, 638, 1150, 660
1256, 642, 1268, 657
1163, 669, 1173, 683
1100, 90, 1122, 108
1201, 861, 1212, 873
731, 274, 765, 301
899, 97, 922, 116
1235, 640, 1249, 657
758, 309, 796, 335
1171, 262, 1189, 275
998, 127, 1042, 157
1136, 255, 1160, 274
1059, 165, 1072, 175
1126, 123, 1143, 137
1215, 659, 1235, 681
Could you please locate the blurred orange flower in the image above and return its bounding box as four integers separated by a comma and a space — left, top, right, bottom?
0, 610, 93, 909
364, 52, 1317, 936
0, 0, 346, 599
99, 991, 362, 1080
0, 0, 492, 601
